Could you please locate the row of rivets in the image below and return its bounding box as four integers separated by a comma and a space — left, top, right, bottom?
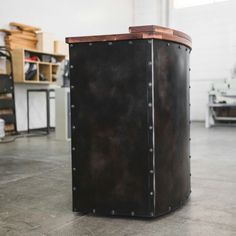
166, 43, 191, 53
91, 209, 138, 217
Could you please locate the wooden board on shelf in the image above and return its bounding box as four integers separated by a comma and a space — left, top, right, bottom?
9, 22, 41, 32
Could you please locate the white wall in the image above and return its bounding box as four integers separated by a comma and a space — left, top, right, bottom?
169, 0, 236, 120
0, 0, 134, 131
133, 0, 169, 26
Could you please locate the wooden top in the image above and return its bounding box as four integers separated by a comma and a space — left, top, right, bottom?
66, 25, 192, 49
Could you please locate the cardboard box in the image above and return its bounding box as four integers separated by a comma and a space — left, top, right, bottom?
54, 40, 69, 57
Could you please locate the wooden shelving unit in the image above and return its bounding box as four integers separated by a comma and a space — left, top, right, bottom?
11, 48, 65, 84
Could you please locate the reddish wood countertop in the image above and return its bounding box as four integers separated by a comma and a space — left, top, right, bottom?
66, 25, 192, 49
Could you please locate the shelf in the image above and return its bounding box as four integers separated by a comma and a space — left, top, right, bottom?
39, 64, 51, 82
24, 59, 38, 63
11, 48, 65, 84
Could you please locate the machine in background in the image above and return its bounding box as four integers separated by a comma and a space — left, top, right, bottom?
206, 79, 236, 128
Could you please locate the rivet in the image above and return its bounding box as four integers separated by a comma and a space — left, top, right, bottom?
73, 187, 76, 191
148, 40, 152, 44
189, 138, 191, 141
178, 45, 181, 49
189, 68, 191, 71
89, 42, 93, 46
148, 83, 152, 87
72, 168, 76, 171
168, 206, 172, 211
70, 65, 74, 69
131, 211, 135, 216
72, 147, 75, 151
150, 192, 154, 196
72, 125, 76, 129
111, 210, 115, 215
70, 44, 73, 48
71, 105, 75, 108
128, 41, 133, 45
186, 48, 188, 51
92, 209, 96, 214
149, 126, 153, 130
148, 61, 152, 66
149, 170, 154, 174
190, 173, 192, 177
150, 212, 154, 216
189, 155, 191, 159
148, 103, 152, 107
189, 104, 191, 107
71, 85, 74, 89
108, 42, 112, 46
167, 43, 170, 46
189, 86, 191, 89
149, 148, 153, 152
9, 76, 12, 79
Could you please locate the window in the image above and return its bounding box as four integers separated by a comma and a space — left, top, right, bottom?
173, 0, 229, 9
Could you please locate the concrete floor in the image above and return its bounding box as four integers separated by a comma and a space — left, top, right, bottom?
0, 122, 235, 236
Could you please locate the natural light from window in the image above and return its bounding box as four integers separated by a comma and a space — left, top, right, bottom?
174, 0, 229, 9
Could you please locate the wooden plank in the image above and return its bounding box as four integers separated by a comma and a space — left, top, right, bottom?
129, 25, 192, 42
8, 34, 37, 42
0, 94, 12, 99
5, 123, 15, 131
9, 22, 41, 32
0, 109, 13, 115
11, 48, 24, 82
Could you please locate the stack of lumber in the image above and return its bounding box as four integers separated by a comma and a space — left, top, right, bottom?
0, 22, 41, 50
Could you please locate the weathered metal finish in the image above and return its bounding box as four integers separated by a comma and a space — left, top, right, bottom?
69, 38, 191, 218
153, 41, 191, 216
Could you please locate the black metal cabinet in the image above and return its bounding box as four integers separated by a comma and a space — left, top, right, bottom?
67, 27, 191, 218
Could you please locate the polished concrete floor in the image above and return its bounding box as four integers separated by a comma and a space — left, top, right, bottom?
0, 122, 235, 236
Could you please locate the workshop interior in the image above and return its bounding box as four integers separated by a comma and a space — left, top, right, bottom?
0, 0, 235, 235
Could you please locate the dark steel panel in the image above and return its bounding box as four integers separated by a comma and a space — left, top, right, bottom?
0, 114, 15, 124
67, 91, 71, 139
0, 74, 13, 94
153, 41, 191, 215
0, 99, 14, 109
70, 40, 153, 217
